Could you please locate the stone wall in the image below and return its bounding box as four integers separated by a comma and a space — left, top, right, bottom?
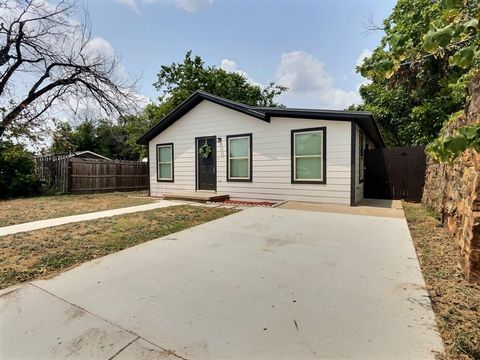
422, 74, 480, 282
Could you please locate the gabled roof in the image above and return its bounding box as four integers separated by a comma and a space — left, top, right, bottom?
137, 91, 266, 145
73, 151, 112, 160
35, 150, 112, 161
137, 90, 385, 147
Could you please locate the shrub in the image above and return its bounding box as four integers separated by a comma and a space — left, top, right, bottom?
0, 141, 43, 199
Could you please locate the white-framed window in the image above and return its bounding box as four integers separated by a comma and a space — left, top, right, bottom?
291, 127, 326, 184
227, 134, 252, 181
359, 131, 365, 183
157, 143, 174, 182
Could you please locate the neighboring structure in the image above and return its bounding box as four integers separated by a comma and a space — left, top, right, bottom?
35, 150, 111, 162
137, 91, 384, 205
66, 150, 112, 161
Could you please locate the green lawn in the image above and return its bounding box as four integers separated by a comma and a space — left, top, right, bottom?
0, 192, 156, 227
0, 205, 237, 290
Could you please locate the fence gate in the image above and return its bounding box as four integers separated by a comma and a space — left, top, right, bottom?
364, 146, 426, 202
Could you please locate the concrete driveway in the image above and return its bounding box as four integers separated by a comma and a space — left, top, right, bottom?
0, 207, 443, 359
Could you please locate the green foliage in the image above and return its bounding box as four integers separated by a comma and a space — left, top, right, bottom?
124, 51, 287, 157
356, 0, 479, 146
50, 119, 144, 160
52, 52, 287, 159
426, 122, 480, 163
153, 51, 287, 109
0, 141, 43, 199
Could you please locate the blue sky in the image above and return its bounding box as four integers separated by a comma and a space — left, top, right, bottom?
83, 0, 395, 109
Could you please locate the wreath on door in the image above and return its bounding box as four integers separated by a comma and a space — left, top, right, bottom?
199, 140, 212, 159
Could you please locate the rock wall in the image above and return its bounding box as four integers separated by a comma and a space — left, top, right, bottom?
423, 74, 480, 282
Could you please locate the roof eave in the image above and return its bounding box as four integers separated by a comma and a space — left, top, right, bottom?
136, 91, 267, 145
137, 91, 385, 148
264, 110, 384, 148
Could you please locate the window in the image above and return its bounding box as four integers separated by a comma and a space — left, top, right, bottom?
227, 134, 252, 181
359, 131, 365, 183
291, 127, 326, 184
157, 143, 174, 182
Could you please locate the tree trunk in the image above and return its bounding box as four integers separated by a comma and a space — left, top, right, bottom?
0, 124, 6, 139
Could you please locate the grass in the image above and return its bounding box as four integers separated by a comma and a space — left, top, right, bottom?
0, 205, 237, 290
0, 192, 156, 227
403, 202, 480, 360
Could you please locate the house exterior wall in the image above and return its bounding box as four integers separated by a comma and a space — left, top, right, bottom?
148, 100, 353, 204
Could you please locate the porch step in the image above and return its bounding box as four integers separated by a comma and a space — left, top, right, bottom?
164, 192, 230, 203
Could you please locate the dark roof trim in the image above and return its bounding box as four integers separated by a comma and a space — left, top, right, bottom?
137, 90, 384, 148
260, 108, 384, 148
137, 91, 266, 145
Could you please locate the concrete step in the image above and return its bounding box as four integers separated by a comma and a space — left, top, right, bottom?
164, 192, 230, 203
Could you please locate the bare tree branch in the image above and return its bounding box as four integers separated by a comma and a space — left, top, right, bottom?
0, 0, 139, 140
363, 12, 385, 34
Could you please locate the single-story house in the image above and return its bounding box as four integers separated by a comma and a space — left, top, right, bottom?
137, 91, 384, 205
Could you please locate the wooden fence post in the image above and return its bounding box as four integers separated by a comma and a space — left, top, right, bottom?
67, 160, 73, 193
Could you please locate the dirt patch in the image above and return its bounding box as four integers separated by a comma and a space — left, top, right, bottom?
0, 205, 237, 290
0, 192, 156, 227
403, 202, 480, 360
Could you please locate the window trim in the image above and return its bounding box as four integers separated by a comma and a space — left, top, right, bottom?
226, 133, 252, 182
156, 143, 174, 182
291, 127, 327, 184
359, 130, 365, 183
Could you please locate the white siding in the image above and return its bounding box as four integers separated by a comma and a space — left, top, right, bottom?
149, 100, 353, 204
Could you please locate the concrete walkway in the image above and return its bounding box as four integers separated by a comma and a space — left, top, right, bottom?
0, 200, 186, 236
279, 198, 405, 218
0, 207, 444, 359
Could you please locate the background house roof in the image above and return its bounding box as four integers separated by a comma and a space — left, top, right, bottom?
35, 151, 112, 161
137, 91, 385, 147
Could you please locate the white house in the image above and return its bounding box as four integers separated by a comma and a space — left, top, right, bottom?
137, 91, 384, 205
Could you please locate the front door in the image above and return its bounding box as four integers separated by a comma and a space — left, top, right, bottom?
196, 136, 216, 191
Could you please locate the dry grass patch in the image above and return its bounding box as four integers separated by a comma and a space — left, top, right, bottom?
0, 205, 237, 289
403, 202, 480, 360
0, 192, 156, 227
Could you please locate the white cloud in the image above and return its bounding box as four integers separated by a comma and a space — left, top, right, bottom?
276, 51, 334, 93
355, 48, 373, 69
219, 59, 262, 87
219, 59, 237, 72
275, 51, 361, 110
174, 0, 213, 12
115, 0, 141, 14
116, 0, 213, 14
84, 37, 115, 58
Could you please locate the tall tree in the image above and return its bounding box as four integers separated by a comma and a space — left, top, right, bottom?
127, 51, 288, 157
50, 121, 75, 153
356, 0, 479, 146
153, 51, 287, 112
50, 119, 143, 160
0, 0, 138, 142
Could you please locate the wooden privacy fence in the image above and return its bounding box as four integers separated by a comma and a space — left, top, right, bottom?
69, 159, 148, 193
35, 156, 148, 194
34, 153, 71, 193
364, 146, 427, 202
